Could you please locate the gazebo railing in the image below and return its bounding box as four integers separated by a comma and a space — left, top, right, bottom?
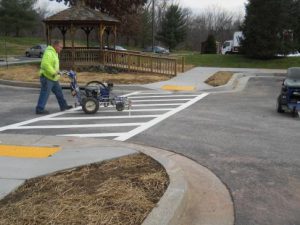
60, 48, 184, 76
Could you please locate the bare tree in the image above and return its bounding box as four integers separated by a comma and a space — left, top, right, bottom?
185, 6, 244, 51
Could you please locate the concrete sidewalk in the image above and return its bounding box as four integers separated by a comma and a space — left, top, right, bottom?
143, 67, 286, 91
0, 134, 234, 225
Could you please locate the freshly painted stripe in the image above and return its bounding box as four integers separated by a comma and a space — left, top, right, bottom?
131, 92, 172, 95
132, 99, 192, 102
115, 93, 209, 141
0, 107, 80, 132
13, 123, 144, 129
0, 90, 140, 132
43, 115, 160, 121
59, 133, 126, 138
0, 145, 60, 158
162, 85, 196, 91
68, 108, 174, 113
121, 91, 141, 97
129, 95, 198, 99
132, 103, 181, 107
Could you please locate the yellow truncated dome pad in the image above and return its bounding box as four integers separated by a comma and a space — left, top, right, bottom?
0, 145, 60, 158
162, 85, 196, 91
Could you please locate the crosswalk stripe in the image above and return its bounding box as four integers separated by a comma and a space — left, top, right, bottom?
12, 123, 144, 129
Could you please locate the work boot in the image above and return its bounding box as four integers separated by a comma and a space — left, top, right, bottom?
61, 105, 73, 111
36, 110, 50, 115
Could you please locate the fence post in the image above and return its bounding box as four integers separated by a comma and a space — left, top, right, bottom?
151, 56, 154, 73
128, 54, 131, 71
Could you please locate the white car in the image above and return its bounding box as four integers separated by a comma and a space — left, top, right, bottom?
25, 44, 47, 58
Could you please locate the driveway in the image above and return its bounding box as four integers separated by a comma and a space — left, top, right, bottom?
131, 76, 300, 225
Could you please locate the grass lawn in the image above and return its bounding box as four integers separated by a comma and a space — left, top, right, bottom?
0, 36, 45, 57
185, 53, 300, 69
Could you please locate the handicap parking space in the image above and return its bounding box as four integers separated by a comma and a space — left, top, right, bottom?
0, 91, 209, 141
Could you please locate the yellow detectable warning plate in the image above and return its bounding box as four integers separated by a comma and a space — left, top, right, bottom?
162, 85, 196, 91
0, 145, 60, 158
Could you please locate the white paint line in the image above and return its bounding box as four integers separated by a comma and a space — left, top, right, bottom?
0, 107, 81, 132
73, 103, 181, 108
133, 99, 192, 102
115, 93, 209, 141
0, 91, 140, 132
133, 103, 182, 107
129, 95, 199, 99
12, 123, 144, 130
59, 133, 126, 138
121, 91, 141, 97
131, 92, 172, 96
68, 108, 175, 113
43, 115, 160, 121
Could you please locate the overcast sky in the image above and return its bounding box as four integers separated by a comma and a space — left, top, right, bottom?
37, 0, 248, 15
180, 0, 248, 14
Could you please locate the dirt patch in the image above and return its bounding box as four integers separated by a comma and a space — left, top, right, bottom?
205, 71, 234, 87
0, 153, 169, 225
0, 64, 173, 85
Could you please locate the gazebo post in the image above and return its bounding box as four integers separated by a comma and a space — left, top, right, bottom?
70, 23, 76, 69
46, 25, 49, 45
58, 26, 68, 47
82, 26, 94, 48
49, 25, 53, 45
113, 25, 117, 49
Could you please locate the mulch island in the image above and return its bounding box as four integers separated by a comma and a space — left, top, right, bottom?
205, 71, 233, 87
0, 153, 169, 225
0, 64, 173, 85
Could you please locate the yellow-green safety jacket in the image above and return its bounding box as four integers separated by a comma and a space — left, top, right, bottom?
39, 46, 60, 81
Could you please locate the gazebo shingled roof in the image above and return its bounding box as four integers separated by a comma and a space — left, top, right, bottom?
44, 6, 120, 24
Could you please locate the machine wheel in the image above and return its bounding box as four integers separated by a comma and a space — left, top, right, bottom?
292, 108, 298, 118
116, 102, 125, 111
82, 97, 99, 114
277, 95, 284, 113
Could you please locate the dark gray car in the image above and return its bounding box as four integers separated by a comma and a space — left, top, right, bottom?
25, 44, 47, 58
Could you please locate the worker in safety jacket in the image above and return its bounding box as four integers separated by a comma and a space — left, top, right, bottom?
35, 40, 72, 114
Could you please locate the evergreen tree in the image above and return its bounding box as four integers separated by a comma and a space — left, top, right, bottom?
291, 0, 300, 51
242, 0, 295, 59
0, 0, 38, 36
51, 0, 147, 17
156, 4, 187, 51
202, 34, 217, 54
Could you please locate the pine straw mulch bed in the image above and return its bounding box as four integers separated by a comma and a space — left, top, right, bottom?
0, 64, 173, 85
205, 71, 234, 87
0, 153, 169, 225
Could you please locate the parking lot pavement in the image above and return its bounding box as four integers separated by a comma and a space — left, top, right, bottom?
0, 91, 209, 141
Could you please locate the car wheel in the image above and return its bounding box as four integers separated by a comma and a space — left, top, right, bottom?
277, 95, 284, 113
39, 52, 43, 58
25, 52, 30, 57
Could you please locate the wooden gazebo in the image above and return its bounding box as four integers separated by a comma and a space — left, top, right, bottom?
43, 1, 184, 75
43, 1, 120, 68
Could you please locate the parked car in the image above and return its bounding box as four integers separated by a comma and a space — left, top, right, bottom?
25, 44, 47, 58
143, 46, 170, 54
103, 45, 127, 51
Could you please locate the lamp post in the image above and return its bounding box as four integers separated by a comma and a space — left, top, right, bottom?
152, 0, 155, 53
4, 35, 8, 69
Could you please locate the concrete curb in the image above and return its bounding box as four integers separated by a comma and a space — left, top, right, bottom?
122, 142, 235, 225
0, 135, 234, 225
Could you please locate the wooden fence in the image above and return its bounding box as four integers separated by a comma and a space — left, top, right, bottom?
60, 48, 184, 76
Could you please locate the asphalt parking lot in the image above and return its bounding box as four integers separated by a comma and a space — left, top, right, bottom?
130, 76, 300, 225
0, 75, 299, 225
